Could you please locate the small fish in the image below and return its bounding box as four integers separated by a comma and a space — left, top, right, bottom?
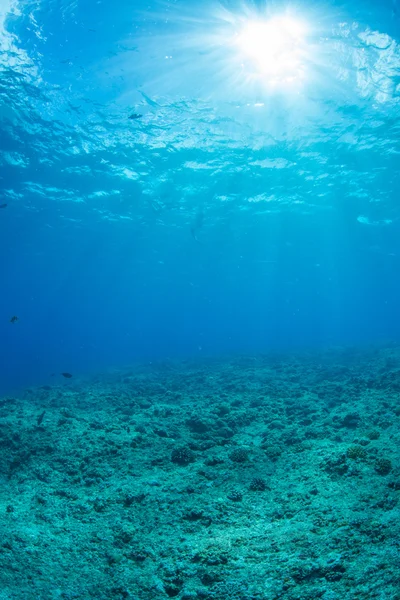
190, 226, 200, 243
10, 316, 18, 323
37, 410, 46, 426
0, 203, 7, 209
128, 113, 143, 120
61, 372, 73, 378
190, 209, 204, 244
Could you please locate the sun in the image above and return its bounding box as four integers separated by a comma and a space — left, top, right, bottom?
235, 15, 309, 85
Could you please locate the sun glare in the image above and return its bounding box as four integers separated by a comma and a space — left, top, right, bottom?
132, 3, 314, 98
235, 15, 308, 85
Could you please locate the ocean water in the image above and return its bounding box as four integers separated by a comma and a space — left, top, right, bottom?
1, 0, 400, 393
2, 4, 400, 598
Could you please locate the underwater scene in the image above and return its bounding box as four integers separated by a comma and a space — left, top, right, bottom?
1, 0, 400, 598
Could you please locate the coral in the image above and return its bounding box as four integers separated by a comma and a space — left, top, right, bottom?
229, 448, 249, 463
209, 580, 250, 599
171, 446, 195, 465
346, 445, 367, 459
374, 458, 392, 475
192, 548, 229, 566
261, 442, 282, 461
227, 490, 243, 502
2, 347, 400, 600
341, 412, 361, 429
249, 477, 267, 491
322, 453, 349, 476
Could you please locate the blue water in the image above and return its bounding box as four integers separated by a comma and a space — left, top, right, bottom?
1, 0, 400, 394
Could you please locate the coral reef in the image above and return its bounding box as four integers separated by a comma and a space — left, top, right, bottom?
0, 345, 400, 599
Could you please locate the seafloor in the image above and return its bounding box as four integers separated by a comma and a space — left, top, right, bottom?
1, 346, 399, 600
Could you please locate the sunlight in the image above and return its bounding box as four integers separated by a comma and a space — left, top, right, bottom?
120, 2, 315, 100
235, 15, 309, 85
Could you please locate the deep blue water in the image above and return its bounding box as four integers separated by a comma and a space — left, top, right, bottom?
1, 0, 400, 393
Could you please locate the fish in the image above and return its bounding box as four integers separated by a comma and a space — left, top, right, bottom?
10, 316, 18, 323
0, 204, 7, 209
37, 410, 46, 426
190, 209, 204, 244
128, 113, 143, 120
140, 91, 159, 107
190, 226, 200, 243
61, 372, 73, 378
